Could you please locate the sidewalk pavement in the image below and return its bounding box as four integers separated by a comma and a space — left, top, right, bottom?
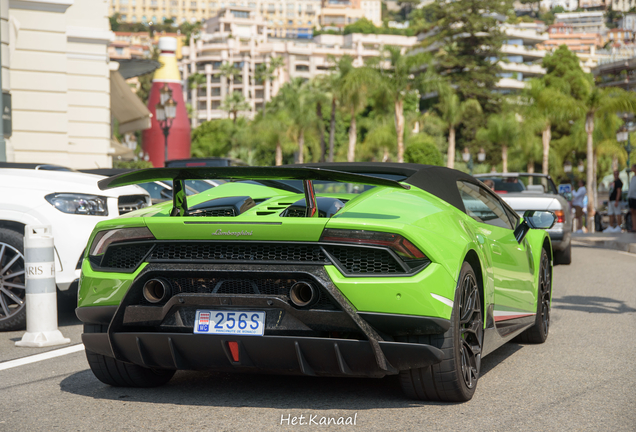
571, 231, 636, 254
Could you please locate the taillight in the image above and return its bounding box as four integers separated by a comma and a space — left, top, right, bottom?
320, 228, 427, 260
554, 210, 565, 224
89, 227, 155, 256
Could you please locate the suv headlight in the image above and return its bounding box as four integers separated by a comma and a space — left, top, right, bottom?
45, 193, 109, 216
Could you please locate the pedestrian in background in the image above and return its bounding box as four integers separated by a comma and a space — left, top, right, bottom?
572, 179, 587, 233
629, 164, 636, 233
604, 170, 623, 233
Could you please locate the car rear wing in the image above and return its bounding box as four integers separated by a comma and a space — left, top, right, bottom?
97, 166, 409, 217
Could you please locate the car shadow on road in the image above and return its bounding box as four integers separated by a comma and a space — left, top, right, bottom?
552, 295, 636, 314
58, 341, 523, 408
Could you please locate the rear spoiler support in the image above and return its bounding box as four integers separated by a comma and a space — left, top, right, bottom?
170, 180, 188, 216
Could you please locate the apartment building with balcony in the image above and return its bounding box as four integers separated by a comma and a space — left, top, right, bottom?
319, 0, 366, 30
181, 7, 416, 124
554, 11, 607, 34
497, 22, 548, 92
539, 0, 578, 11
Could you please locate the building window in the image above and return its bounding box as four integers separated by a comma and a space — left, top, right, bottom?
132, 15, 137, 22
120, 0, 129, 4
115, 47, 124, 55
121, 14, 127, 19
295, 64, 309, 71
190, 1, 197, 7
288, 19, 293, 24
248, 1, 256, 7
231, 9, 249, 18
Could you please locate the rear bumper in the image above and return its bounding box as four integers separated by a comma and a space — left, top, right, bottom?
81, 331, 443, 378
76, 264, 450, 378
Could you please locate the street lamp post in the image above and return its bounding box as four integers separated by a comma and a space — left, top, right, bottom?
155, 83, 177, 166
617, 123, 632, 185
462, 148, 486, 175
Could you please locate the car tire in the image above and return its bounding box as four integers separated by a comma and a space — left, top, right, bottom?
398, 261, 483, 402
554, 243, 571, 265
84, 324, 176, 387
515, 249, 551, 344
0, 228, 27, 332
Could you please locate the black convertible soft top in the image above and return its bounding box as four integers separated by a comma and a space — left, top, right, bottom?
293, 163, 477, 214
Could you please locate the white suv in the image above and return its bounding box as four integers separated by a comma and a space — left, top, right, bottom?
0, 164, 151, 331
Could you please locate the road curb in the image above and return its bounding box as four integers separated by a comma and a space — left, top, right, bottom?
571, 238, 636, 254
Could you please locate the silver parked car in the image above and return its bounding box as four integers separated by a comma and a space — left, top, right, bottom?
475, 173, 572, 265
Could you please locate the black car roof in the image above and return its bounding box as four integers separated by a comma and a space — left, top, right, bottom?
292, 163, 478, 213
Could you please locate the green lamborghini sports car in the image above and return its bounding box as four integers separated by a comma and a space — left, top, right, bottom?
76, 163, 556, 402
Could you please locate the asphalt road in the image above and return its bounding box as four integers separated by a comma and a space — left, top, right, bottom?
1, 246, 635, 432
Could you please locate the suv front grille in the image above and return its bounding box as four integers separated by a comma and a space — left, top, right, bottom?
118, 195, 149, 215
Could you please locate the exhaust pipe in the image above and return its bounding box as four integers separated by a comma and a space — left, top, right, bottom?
142, 278, 172, 304
289, 281, 318, 307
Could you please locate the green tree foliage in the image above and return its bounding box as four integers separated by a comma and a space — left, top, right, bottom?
191, 119, 237, 157
269, 79, 317, 163
404, 135, 444, 166
477, 111, 520, 173
113, 159, 154, 169
424, 0, 512, 113
374, 47, 429, 162
221, 92, 250, 123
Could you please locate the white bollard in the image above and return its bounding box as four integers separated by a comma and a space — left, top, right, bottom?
15, 225, 70, 348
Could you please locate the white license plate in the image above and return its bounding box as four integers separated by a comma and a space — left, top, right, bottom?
194, 310, 266, 336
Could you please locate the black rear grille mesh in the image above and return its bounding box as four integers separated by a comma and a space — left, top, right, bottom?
163, 277, 337, 310
99, 242, 411, 276
187, 208, 235, 217
325, 246, 402, 274
149, 243, 328, 263
103, 244, 153, 269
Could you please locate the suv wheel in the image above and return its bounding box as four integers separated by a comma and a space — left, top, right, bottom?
0, 228, 27, 331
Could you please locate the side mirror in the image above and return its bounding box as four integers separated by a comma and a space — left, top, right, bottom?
514, 210, 556, 243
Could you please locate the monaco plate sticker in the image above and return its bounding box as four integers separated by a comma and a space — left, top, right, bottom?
194, 310, 266, 336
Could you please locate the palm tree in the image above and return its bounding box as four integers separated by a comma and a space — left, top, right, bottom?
436, 85, 481, 169
578, 87, 636, 232
321, 55, 356, 162
269, 79, 316, 163
307, 76, 331, 162
255, 56, 285, 114
477, 112, 519, 173
219, 62, 241, 94
523, 79, 580, 175
251, 111, 292, 165
375, 46, 429, 162
339, 65, 375, 162
187, 72, 206, 127
221, 92, 250, 124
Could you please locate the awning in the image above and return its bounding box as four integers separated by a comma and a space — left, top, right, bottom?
115, 59, 162, 79
110, 70, 152, 134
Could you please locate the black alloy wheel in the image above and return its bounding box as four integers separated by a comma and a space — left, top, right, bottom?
398, 261, 483, 402
458, 271, 483, 390
538, 251, 551, 337
0, 228, 27, 331
515, 248, 551, 344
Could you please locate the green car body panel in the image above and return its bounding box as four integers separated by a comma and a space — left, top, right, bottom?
79, 181, 549, 318
76, 163, 554, 394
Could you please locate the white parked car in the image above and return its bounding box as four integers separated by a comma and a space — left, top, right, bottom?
475, 173, 573, 265
0, 164, 151, 331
